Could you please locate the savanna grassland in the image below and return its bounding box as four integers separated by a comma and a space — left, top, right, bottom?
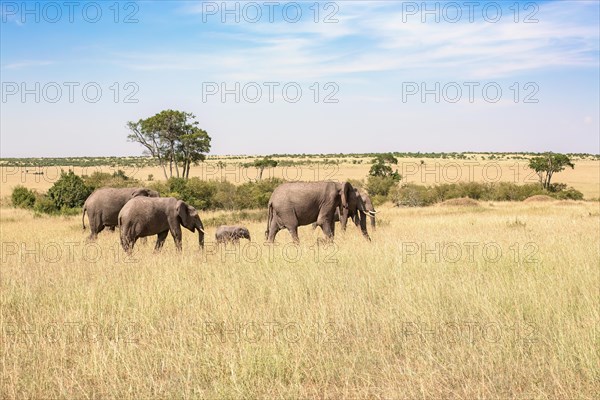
1, 189, 599, 397
1, 155, 599, 198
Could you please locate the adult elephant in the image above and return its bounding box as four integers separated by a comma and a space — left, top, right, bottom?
313, 189, 377, 232
82, 187, 159, 240
118, 197, 204, 252
344, 189, 377, 231
265, 181, 370, 243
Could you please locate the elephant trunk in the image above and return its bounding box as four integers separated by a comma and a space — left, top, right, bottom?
197, 222, 205, 249
339, 205, 349, 231
359, 211, 371, 241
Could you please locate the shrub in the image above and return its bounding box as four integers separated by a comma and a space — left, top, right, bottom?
83, 170, 139, 190
390, 184, 436, 207
154, 177, 283, 211
11, 186, 36, 209
388, 181, 584, 207
347, 179, 364, 190
554, 187, 584, 200
47, 171, 92, 209
366, 175, 399, 197
33, 195, 58, 214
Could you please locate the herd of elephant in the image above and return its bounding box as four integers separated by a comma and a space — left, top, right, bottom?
82, 181, 377, 252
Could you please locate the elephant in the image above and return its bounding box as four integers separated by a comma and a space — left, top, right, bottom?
118, 197, 204, 252
265, 181, 369, 243
312, 189, 377, 232
82, 187, 159, 240
357, 191, 377, 230
215, 225, 251, 244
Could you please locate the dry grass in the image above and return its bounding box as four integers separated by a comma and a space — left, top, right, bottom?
439, 198, 480, 207
523, 195, 555, 202
1, 201, 599, 399
1, 157, 599, 198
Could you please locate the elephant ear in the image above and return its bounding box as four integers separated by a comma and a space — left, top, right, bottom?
132, 188, 149, 198
176, 200, 196, 232
340, 182, 351, 209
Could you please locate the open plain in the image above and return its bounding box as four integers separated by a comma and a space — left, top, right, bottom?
2, 185, 598, 398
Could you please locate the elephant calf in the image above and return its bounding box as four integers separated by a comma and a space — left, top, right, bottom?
118, 197, 204, 252
215, 225, 251, 244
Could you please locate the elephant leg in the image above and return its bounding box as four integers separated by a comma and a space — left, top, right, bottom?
286, 226, 300, 243
170, 226, 183, 251
267, 219, 281, 243
320, 222, 335, 240
88, 218, 104, 241
155, 231, 169, 252
121, 234, 136, 254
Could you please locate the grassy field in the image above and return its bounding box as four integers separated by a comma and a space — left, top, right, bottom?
1, 199, 598, 398
1, 156, 599, 199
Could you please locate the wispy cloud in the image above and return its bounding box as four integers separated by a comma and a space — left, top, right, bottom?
114, 1, 598, 82
2, 60, 55, 70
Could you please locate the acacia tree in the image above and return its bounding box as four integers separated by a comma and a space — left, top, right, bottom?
369, 153, 401, 181
242, 157, 278, 181
127, 110, 211, 180
528, 153, 574, 190
253, 157, 278, 180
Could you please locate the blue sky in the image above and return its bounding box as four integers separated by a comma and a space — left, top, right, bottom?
1, 0, 598, 157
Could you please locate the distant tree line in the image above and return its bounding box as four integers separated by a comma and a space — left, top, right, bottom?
2, 151, 598, 167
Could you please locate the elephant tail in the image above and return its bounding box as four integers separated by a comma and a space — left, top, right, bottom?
265, 202, 273, 240
82, 206, 87, 230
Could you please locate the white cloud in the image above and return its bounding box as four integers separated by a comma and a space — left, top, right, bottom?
117, 1, 599, 81
2, 60, 55, 70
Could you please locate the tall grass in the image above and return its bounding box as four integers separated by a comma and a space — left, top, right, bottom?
1, 201, 598, 398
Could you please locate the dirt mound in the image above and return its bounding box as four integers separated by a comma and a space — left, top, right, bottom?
440, 197, 480, 207
523, 195, 555, 203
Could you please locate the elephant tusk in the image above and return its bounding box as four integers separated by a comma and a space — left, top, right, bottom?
368, 210, 378, 215
199, 228, 205, 233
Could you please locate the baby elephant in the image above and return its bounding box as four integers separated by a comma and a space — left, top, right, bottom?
118, 197, 205, 252
215, 225, 251, 244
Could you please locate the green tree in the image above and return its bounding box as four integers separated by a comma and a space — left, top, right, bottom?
127, 110, 211, 180
528, 153, 574, 190
252, 157, 278, 180
47, 171, 92, 209
369, 153, 401, 181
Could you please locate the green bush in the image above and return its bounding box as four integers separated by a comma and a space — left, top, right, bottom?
47, 171, 92, 209
366, 175, 399, 197
11, 185, 36, 208
388, 181, 584, 207
150, 177, 283, 211
390, 184, 436, 207
33, 195, 58, 214
554, 187, 584, 200
83, 170, 139, 190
